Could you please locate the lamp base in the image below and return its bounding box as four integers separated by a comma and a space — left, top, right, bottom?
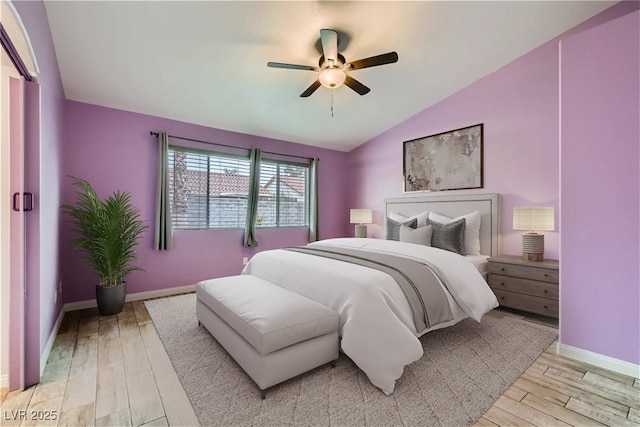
355, 224, 367, 238
522, 233, 544, 262
523, 252, 544, 262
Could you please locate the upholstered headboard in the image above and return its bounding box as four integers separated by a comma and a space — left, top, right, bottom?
384, 193, 500, 256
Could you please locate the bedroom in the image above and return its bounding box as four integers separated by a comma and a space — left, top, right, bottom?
1, 0, 638, 425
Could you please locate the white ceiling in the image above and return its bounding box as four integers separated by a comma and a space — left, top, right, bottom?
44, 1, 614, 152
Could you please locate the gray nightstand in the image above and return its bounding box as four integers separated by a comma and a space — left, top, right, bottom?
487, 255, 559, 318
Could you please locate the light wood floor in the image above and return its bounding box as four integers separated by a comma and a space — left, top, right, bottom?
1, 301, 198, 427
1, 301, 638, 427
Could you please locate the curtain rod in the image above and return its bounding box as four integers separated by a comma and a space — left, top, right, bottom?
150, 131, 318, 162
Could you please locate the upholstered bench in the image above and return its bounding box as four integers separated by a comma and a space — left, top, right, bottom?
195, 275, 340, 398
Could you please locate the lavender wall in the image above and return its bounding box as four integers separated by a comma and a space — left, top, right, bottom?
61, 101, 350, 303
560, 10, 639, 365
347, 31, 561, 259
347, 2, 640, 262
347, 1, 639, 368
12, 0, 66, 357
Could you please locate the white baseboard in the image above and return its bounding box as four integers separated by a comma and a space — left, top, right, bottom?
40, 307, 66, 376
557, 342, 640, 379
63, 284, 196, 312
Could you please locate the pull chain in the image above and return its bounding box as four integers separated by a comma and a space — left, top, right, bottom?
331, 91, 334, 118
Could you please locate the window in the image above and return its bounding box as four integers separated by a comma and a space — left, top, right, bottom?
258, 161, 309, 228
168, 147, 309, 230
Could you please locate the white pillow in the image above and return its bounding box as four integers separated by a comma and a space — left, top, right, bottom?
399, 224, 433, 246
428, 210, 481, 255
388, 210, 429, 228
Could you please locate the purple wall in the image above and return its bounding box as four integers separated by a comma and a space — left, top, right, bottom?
61, 101, 350, 303
12, 0, 66, 357
347, 1, 639, 367
560, 10, 639, 365
346, 2, 640, 262
347, 30, 561, 259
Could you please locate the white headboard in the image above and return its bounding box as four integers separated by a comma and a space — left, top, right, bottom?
384, 193, 500, 256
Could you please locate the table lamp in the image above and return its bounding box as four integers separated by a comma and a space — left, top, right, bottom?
350, 209, 372, 238
513, 207, 555, 262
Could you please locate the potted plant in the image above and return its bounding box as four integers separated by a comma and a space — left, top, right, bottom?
62, 176, 148, 315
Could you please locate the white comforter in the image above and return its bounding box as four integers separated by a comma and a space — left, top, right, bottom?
242, 238, 498, 394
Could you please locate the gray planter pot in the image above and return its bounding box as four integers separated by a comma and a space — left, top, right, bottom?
96, 282, 127, 316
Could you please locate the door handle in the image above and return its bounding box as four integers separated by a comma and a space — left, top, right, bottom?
23, 192, 33, 211
11, 192, 34, 211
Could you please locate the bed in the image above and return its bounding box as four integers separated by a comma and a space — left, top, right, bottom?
242, 193, 500, 394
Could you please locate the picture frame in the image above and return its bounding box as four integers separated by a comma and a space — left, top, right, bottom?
403, 123, 483, 192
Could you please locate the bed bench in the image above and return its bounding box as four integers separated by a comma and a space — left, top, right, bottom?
195, 275, 340, 398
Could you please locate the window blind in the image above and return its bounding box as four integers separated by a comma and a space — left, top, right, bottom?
168, 147, 309, 230
258, 161, 309, 228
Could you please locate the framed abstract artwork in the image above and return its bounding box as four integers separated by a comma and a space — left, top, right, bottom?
403, 123, 483, 192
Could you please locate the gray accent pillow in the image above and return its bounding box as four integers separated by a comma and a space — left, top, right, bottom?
388, 210, 430, 228
385, 217, 417, 241
427, 218, 466, 255
400, 224, 433, 246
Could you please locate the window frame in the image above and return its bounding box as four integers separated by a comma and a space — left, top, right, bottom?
258, 158, 310, 229
167, 145, 311, 231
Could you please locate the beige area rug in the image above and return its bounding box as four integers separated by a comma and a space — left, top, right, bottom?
145, 293, 557, 426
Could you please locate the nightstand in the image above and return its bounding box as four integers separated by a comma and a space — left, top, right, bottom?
487, 255, 559, 318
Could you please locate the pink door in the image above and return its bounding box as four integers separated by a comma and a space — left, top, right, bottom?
9, 76, 26, 391
8, 76, 40, 390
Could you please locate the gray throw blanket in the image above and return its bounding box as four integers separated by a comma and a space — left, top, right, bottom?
285, 245, 453, 333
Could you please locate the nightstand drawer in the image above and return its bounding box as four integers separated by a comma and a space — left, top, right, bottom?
489, 274, 559, 300
493, 289, 559, 318
488, 262, 559, 283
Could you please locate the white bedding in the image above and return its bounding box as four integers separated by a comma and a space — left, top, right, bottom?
242, 238, 498, 394
466, 254, 490, 278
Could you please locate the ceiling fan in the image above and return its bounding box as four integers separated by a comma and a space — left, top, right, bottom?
267, 29, 399, 97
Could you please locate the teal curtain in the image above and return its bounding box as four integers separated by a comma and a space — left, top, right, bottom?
308, 157, 319, 242
243, 148, 261, 247
154, 132, 173, 250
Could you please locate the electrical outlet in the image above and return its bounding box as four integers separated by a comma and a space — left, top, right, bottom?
242, 257, 249, 265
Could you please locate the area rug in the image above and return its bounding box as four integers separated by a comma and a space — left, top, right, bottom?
145, 293, 557, 426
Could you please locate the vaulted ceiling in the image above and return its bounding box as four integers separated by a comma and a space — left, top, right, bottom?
44, 1, 614, 151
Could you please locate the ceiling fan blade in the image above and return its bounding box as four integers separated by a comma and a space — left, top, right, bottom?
267, 62, 319, 71
320, 29, 339, 64
345, 52, 399, 71
344, 75, 370, 95
300, 80, 322, 97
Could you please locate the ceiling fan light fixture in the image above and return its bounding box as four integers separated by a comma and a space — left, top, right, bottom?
318, 67, 346, 89
267, 29, 397, 97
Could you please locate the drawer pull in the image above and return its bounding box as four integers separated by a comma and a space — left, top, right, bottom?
544, 273, 548, 277
501, 282, 505, 286
544, 305, 548, 309
543, 290, 548, 293
500, 297, 505, 300
501, 268, 505, 271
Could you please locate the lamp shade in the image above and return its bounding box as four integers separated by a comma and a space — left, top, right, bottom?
350, 209, 372, 224
513, 207, 555, 231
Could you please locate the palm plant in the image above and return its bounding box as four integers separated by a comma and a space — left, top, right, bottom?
62, 176, 148, 286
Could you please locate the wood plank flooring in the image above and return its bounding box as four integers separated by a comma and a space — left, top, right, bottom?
1, 300, 638, 426
1, 301, 197, 427
477, 311, 639, 427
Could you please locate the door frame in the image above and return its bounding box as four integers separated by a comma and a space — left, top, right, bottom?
1, 0, 40, 391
